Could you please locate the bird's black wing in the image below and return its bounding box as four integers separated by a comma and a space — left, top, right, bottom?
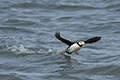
84, 36, 101, 43
55, 32, 74, 46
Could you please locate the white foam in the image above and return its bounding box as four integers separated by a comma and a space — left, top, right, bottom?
7, 44, 34, 54
6, 44, 56, 54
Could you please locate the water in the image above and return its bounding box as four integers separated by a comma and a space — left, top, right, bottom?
0, 0, 120, 80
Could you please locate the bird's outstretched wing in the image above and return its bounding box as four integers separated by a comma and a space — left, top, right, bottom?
84, 36, 101, 43
55, 32, 73, 46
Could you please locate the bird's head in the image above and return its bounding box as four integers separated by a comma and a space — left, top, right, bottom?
78, 41, 85, 46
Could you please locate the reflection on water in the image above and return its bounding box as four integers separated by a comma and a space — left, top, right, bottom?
64, 55, 81, 68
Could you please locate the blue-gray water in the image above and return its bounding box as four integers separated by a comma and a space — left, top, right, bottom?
0, 0, 120, 80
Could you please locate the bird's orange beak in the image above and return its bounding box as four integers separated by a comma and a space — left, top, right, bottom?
82, 42, 85, 46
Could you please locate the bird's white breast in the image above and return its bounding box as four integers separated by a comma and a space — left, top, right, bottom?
67, 43, 81, 53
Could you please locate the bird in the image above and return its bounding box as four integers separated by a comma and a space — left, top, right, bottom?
55, 32, 101, 55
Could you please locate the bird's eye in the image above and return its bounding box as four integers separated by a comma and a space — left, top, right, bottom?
80, 41, 82, 43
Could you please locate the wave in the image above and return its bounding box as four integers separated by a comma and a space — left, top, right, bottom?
55, 4, 96, 10
9, 0, 98, 10
0, 27, 35, 35
2, 0, 120, 11
4, 18, 36, 26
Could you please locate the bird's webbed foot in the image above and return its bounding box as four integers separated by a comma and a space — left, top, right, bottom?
75, 52, 82, 55
61, 49, 66, 55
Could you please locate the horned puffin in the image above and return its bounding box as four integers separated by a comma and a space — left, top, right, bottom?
55, 32, 101, 55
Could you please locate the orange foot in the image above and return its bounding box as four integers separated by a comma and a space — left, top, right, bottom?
61, 49, 66, 55
75, 53, 82, 55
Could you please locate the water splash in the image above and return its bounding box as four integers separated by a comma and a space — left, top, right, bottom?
7, 44, 34, 54
6, 44, 56, 55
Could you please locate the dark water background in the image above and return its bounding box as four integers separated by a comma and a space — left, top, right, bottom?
0, 0, 120, 80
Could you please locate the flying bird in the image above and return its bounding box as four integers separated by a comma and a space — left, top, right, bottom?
55, 32, 101, 55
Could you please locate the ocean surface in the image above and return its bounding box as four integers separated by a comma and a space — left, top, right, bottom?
0, 0, 120, 80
